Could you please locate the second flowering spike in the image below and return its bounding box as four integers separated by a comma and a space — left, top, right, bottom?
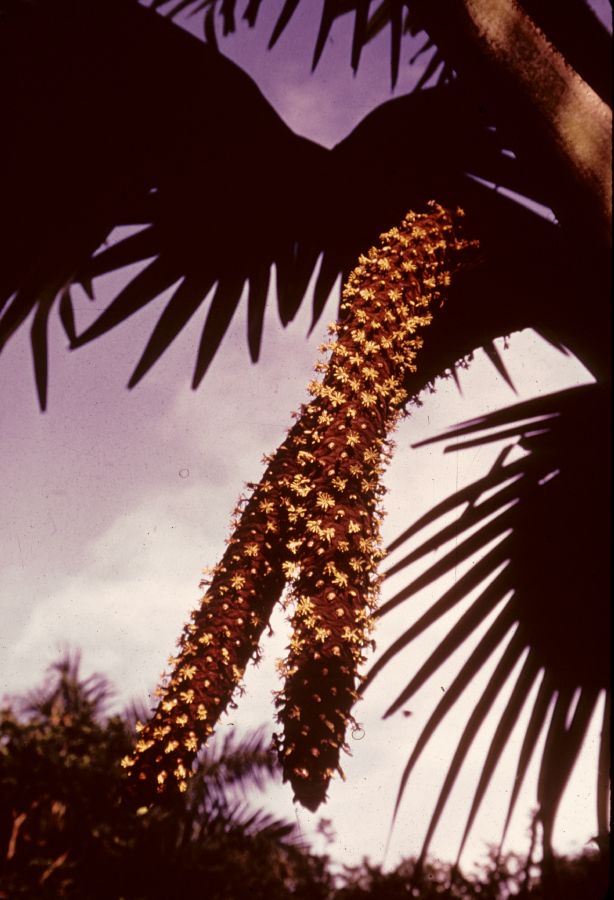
274, 203, 475, 809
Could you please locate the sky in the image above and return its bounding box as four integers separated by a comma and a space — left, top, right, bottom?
0, 0, 609, 875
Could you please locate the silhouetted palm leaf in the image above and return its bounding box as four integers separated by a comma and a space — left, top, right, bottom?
364, 382, 611, 862
2, 1, 609, 410
157, 0, 610, 103
2, 2, 577, 407
20, 651, 114, 720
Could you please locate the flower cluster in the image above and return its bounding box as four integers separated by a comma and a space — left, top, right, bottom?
123, 203, 473, 807
273, 204, 474, 807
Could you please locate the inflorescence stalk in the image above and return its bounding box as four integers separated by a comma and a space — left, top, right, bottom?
123, 203, 475, 809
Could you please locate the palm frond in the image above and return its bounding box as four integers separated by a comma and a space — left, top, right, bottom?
196, 728, 278, 800
364, 382, 611, 860
154, 0, 611, 105
19, 651, 114, 721
3, 0, 584, 406
2, 3, 608, 413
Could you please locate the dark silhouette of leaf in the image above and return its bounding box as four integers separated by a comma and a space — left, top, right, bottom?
128, 273, 215, 388
350, 0, 370, 73
204, 2, 219, 48
482, 340, 517, 393
537, 687, 601, 852
310, 251, 342, 333
365, 0, 394, 42
4, 0, 603, 404
412, 45, 447, 92
367, 548, 510, 688
386, 447, 518, 553
411, 390, 572, 448
73, 256, 184, 347
220, 0, 236, 35
416, 626, 528, 866
389, 605, 516, 823
498, 670, 555, 850
370, 383, 610, 857
275, 242, 321, 326
243, 0, 264, 28
58, 288, 77, 344
192, 275, 246, 387
247, 263, 271, 363
268, 0, 301, 48
311, 0, 336, 72
85, 227, 158, 280
383, 477, 520, 579
454, 647, 541, 864
30, 294, 53, 412
380, 506, 513, 621
384, 570, 514, 718
388, 0, 403, 88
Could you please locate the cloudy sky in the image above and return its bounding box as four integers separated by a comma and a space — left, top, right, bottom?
0, 0, 608, 873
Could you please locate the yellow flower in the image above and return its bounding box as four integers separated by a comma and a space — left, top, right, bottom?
184, 734, 198, 752
362, 366, 378, 381
332, 570, 348, 588
363, 341, 379, 355
291, 474, 312, 497
296, 596, 315, 616
316, 491, 335, 511
282, 560, 300, 579
360, 392, 377, 408
287, 504, 307, 523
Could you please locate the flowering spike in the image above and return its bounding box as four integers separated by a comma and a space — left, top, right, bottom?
124, 204, 475, 806
274, 204, 476, 808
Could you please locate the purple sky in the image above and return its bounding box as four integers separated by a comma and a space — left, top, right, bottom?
0, 0, 608, 872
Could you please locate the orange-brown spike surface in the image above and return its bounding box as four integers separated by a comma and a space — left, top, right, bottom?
274, 204, 475, 809
123, 203, 475, 805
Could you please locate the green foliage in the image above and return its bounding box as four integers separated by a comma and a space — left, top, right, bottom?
0, 655, 608, 899
0, 654, 332, 899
